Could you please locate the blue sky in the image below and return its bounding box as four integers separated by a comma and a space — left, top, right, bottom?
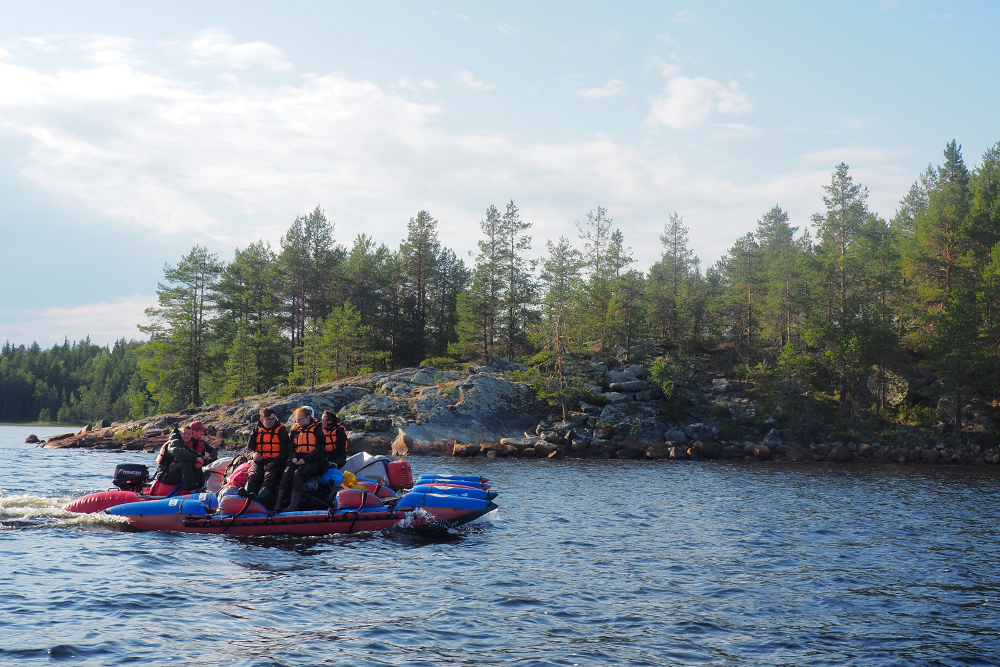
1, 1, 998, 346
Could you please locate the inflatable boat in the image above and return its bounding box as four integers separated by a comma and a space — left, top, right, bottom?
66, 453, 498, 535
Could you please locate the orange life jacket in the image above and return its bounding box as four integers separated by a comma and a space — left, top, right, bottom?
291, 421, 322, 455
255, 424, 286, 459
322, 425, 344, 454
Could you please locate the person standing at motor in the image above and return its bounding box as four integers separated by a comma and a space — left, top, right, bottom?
241, 407, 290, 507
274, 407, 327, 512
321, 410, 348, 469
156, 422, 216, 491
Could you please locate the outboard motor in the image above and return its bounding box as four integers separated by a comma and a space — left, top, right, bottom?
113, 464, 150, 492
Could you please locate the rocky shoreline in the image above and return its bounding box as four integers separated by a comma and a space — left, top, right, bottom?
26, 359, 1000, 468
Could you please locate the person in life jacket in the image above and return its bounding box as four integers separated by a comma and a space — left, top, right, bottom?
321, 410, 348, 469
274, 406, 328, 512
156, 421, 218, 491
241, 407, 290, 507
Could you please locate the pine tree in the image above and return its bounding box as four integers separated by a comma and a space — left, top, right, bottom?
498, 200, 535, 360
399, 210, 440, 365
137, 246, 223, 410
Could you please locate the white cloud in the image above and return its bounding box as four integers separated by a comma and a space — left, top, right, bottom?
496, 22, 512, 35
0, 295, 155, 346
927, 13, 954, 21
655, 33, 677, 45
648, 55, 681, 78
0, 35, 914, 274
455, 70, 494, 90
674, 10, 698, 24
188, 29, 291, 71
647, 77, 752, 128
578, 79, 623, 99
396, 76, 439, 92
82, 36, 140, 65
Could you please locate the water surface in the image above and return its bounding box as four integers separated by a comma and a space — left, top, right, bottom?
2, 424, 999, 666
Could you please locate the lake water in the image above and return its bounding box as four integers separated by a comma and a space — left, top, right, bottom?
2, 423, 1000, 666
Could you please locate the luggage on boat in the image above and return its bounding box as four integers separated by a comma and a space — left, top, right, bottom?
387, 459, 413, 489
342, 453, 413, 490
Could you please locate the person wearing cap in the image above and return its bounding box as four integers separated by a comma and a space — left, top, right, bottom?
156, 421, 217, 491
321, 410, 348, 469
274, 406, 328, 512
189, 421, 218, 468
242, 407, 290, 506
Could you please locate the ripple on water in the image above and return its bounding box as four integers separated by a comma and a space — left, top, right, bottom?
3, 435, 1000, 666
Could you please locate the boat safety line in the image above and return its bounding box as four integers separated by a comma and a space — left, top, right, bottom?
221, 497, 254, 533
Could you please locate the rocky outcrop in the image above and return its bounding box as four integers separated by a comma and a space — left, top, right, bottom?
34, 355, 1000, 469
42, 365, 541, 457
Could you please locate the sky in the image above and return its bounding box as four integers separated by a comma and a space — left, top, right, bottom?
1, 1, 998, 347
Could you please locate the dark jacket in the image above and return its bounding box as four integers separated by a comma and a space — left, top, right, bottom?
245, 421, 290, 469
167, 435, 217, 464
323, 424, 348, 466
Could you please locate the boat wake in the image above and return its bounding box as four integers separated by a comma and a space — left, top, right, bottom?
0, 493, 127, 531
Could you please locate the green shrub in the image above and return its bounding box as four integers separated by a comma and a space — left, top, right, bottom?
275, 384, 304, 397
421, 357, 461, 370
650, 354, 692, 400
719, 419, 744, 440
709, 404, 731, 418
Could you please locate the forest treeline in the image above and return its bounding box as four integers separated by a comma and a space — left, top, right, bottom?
3, 140, 999, 441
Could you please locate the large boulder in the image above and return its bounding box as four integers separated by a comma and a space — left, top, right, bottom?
599, 403, 630, 424
720, 444, 744, 459
761, 429, 783, 447
391, 430, 417, 456
668, 445, 689, 461
340, 415, 393, 432
534, 441, 558, 457
646, 443, 669, 459
700, 441, 723, 459
664, 429, 688, 443
634, 389, 661, 402
783, 448, 813, 462
626, 364, 646, 379
825, 443, 853, 463
685, 423, 714, 441
608, 380, 650, 393
452, 442, 479, 457
409, 369, 438, 386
